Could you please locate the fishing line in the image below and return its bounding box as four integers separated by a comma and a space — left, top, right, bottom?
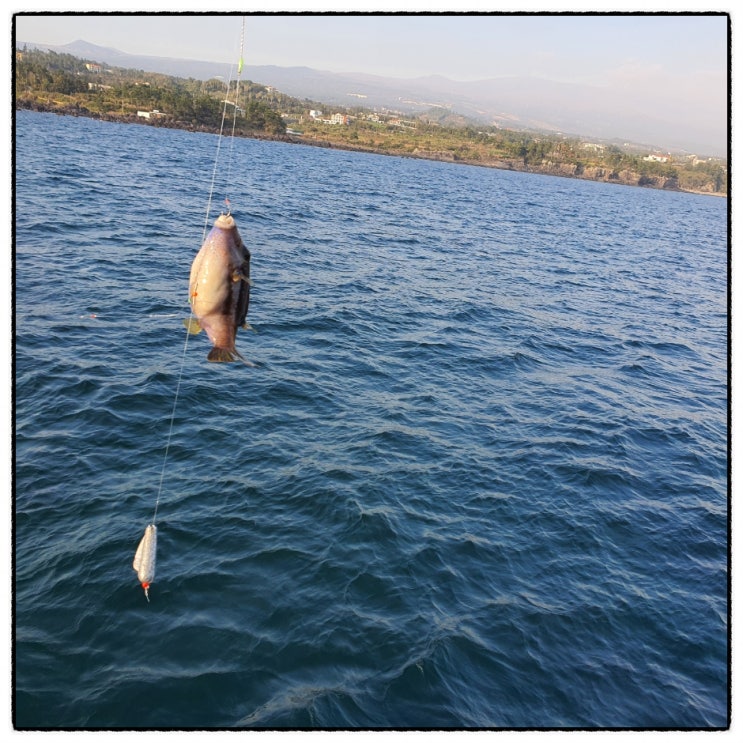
203, 17, 246, 234
225, 17, 246, 193
134, 20, 248, 599
202, 68, 238, 238
153, 20, 247, 523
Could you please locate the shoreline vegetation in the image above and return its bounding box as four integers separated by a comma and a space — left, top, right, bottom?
15, 47, 727, 197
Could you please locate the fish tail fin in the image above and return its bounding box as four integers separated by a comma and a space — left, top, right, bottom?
183, 318, 203, 335
207, 347, 256, 367
207, 347, 236, 362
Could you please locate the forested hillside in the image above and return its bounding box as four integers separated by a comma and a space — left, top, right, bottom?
15, 47, 727, 195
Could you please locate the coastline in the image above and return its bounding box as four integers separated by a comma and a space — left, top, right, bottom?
16, 102, 726, 198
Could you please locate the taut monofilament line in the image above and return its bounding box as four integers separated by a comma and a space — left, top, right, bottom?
225, 16, 247, 194
204, 16, 246, 239
134, 18, 248, 602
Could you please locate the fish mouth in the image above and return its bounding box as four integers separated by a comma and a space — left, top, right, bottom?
213, 213, 236, 230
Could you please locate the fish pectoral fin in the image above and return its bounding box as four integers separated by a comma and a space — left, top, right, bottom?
183, 318, 203, 335
242, 322, 257, 333
231, 270, 252, 285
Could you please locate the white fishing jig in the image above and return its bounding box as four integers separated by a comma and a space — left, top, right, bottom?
133, 524, 157, 602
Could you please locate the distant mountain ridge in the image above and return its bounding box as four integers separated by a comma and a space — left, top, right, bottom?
16, 39, 724, 156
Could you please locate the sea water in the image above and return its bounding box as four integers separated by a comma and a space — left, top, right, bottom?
13, 110, 728, 728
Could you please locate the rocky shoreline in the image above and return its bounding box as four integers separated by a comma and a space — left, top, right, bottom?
17, 100, 725, 197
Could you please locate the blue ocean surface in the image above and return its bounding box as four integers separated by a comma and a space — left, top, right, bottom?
13, 110, 728, 729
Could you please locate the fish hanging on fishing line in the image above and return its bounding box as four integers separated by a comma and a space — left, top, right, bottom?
185, 212, 254, 365
133, 524, 157, 602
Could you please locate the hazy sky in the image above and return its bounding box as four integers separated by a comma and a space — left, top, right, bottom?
15, 10, 727, 86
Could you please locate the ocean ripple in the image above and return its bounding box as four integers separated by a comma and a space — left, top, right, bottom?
14, 110, 728, 729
